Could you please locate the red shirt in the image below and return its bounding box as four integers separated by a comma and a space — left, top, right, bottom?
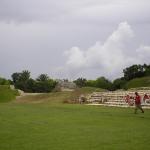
144, 94, 149, 100
135, 95, 141, 105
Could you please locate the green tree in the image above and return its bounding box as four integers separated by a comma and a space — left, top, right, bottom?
35, 79, 57, 93
11, 72, 21, 84
123, 64, 149, 81
95, 77, 112, 90
73, 78, 87, 87
20, 70, 30, 81
144, 64, 150, 76
112, 78, 127, 90
86, 80, 97, 87
11, 70, 30, 91
37, 74, 49, 82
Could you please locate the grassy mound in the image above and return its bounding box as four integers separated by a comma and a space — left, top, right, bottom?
125, 76, 150, 89
0, 85, 19, 102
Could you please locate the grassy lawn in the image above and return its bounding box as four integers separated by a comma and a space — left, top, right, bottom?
0, 101, 150, 150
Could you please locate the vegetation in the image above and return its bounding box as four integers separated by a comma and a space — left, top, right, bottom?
0, 101, 150, 150
123, 64, 150, 81
112, 78, 127, 90
1, 63, 150, 93
0, 85, 19, 102
11, 70, 57, 93
0, 77, 10, 85
73, 64, 150, 91
73, 78, 87, 87
74, 77, 112, 90
125, 76, 150, 89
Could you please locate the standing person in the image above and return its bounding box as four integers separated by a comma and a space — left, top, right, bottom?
143, 94, 149, 104
134, 92, 144, 114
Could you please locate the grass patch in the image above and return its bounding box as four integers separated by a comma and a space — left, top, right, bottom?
0, 85, 19, 102
0, 102, 150, 150
126, 76, 150, 89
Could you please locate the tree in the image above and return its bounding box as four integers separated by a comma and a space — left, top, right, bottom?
123, 64, 150, 80
37, 74, 49, 82
95, 77, 112, 90
73, 78, 87, 87
11, 70, 30, 91
20, 70, 30, 81
144, 64, 150, 76
86, 80, 97, 87
26, 79, 36, 92
112, 78, 127, 90
35, 79, 57, 93
11, 72, 21, 84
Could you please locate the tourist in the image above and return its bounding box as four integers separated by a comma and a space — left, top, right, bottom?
125, 95, 134, 106
134, 92, 144, 114
143, 93, 149, 104
125, 94, 130, 103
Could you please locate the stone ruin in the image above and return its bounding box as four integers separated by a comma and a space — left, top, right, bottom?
80, 88, 150, 109
55, 79, 77, 91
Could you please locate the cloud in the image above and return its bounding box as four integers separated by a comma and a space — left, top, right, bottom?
0, 0, 150, 24
0, 0, 150, 80
64, 22, 150, 79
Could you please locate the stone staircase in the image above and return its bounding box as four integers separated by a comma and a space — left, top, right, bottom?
87, 90, 150, 109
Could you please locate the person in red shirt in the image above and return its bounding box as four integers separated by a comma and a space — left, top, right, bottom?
134, 92, 144, 114
143, 94, 149, 103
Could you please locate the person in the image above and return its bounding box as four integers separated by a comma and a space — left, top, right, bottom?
143, 94, 149, 104
124, 95, 134, 106
134, 92, 144, 114
125, 95, 130, 103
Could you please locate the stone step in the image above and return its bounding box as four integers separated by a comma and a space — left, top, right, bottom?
105, 102, 127, 105
86, 103, 150, 109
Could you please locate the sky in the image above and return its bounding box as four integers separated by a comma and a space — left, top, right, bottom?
0, 0, 150, 80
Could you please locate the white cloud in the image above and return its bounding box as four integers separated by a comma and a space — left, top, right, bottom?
136, 46, 150, 63
63, 22, 150, 79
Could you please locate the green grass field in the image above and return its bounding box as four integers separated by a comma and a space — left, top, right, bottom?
0, 99, 150, 150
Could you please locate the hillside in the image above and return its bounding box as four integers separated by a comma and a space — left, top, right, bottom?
0, 85, 19, 102
125, 76, 150, 89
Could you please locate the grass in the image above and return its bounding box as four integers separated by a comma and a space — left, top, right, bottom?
0, 101, 150, 149
0, 87, 150, 149
0, 85, 19, 102
126, 76, 150, 89
15, 87, 105, 104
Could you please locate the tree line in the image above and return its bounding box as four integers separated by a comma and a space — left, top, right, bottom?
74, 64, 150, 90
11, 70, 57, 93
0, 63, 150, 92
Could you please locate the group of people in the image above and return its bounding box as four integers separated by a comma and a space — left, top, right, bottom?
125, 92, 148, 114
